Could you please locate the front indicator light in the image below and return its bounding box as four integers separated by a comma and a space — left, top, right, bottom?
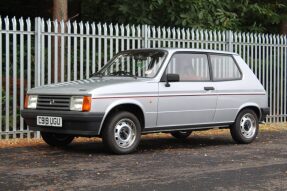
82, 96, 92, 112
24, 95, 38, 109
70, 96, 91, 112
24, 95, 29, 109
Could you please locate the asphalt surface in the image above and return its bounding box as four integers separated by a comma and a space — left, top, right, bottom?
0, 129, 286, 191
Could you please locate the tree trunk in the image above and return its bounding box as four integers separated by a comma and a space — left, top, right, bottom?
281, 22, 287, 34
280, 15, 287, 34
52, 0, 68, 83
53, 0, 68, 22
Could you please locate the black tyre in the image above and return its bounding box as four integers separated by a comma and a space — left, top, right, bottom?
230, 109, 259, 144
102, 111, 141, 154
170, 131, 192, 139
41, 132, 74, 147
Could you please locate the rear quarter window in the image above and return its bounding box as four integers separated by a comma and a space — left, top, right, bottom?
210, 54, 242, 81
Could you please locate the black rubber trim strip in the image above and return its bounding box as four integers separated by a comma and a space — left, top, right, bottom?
260, 107, 270, 122
143, 122, 233, 133
21, 109, 105, 136
21, 109, 104, 121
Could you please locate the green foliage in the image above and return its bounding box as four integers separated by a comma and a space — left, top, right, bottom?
80, 0, 287, 33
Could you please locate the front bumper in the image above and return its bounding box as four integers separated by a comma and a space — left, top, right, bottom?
260, 108, 270, 122
21, 109, 104, 136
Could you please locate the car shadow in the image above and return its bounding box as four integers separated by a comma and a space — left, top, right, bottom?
57, 134, 235, 155
141, 135, 234, 149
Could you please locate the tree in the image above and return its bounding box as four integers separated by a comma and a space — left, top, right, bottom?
52, 0, 68, 82
0, 0, 286, 34
80, 0, 287, 34
53, 0, 68, 21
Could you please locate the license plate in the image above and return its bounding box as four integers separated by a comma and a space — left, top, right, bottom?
37, 116, 62, 127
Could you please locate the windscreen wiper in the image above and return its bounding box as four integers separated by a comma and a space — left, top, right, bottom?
91, 72, 103, 78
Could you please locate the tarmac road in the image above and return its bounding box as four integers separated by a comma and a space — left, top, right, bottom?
0, 128, 286, 191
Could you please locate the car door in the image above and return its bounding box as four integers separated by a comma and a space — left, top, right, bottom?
157, 52, 218, 128
209, 54, 244, 123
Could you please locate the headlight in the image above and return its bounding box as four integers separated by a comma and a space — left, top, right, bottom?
70, 96, 91, 112
24, 95, 38, 109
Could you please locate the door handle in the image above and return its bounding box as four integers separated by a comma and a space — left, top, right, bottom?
204, 86, 215, 91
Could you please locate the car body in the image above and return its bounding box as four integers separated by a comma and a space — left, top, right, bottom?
21, 48, 269, 154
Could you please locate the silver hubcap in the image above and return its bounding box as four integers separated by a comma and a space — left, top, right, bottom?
240, 113, 256, 139
114, 118, 136, 148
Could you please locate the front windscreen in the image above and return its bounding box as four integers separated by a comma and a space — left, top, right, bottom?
96, 50, 167, 78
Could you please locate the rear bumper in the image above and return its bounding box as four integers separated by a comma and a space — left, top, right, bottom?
21, 109, 104, 136
260, 108, 270, 122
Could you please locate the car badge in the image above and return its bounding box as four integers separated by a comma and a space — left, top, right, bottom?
50, 99, 55, 105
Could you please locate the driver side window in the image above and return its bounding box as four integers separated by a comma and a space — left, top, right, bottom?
166, 53, 210, 81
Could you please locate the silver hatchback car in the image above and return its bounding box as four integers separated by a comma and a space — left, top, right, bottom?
21, 49, 269, 154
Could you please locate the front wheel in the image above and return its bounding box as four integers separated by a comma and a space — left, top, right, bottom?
170, 131, 192, 139
230, 109, 259, 144
102, 111, 141, 154
41, 132, 74, 147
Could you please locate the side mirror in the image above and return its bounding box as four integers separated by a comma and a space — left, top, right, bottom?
165, 73, 179, 87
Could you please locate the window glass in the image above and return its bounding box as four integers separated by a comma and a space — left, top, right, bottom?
96, 50, 166, 78
166, 53, 210, 81
210, 55, 241, 80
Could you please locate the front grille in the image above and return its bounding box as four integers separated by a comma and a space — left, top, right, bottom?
37, 95, 71, 111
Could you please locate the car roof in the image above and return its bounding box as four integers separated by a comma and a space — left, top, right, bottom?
128, 48, 238, 55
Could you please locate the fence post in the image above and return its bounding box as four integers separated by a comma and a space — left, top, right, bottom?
142, 24, 148, 48
226, 30, 233, 52
34, 18, 42, 138
34, 17, 42, 87
0, 17, 2, 137
4, 17, 10, 139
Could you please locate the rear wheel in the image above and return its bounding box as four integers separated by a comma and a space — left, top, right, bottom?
41, 132, 74, 147
102, 111, 141, 154
230, 109, 259, 144
170, 131, 192, 139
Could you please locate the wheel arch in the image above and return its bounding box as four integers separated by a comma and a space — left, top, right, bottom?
98, 100, 145, 135
236, 103, 261, 120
